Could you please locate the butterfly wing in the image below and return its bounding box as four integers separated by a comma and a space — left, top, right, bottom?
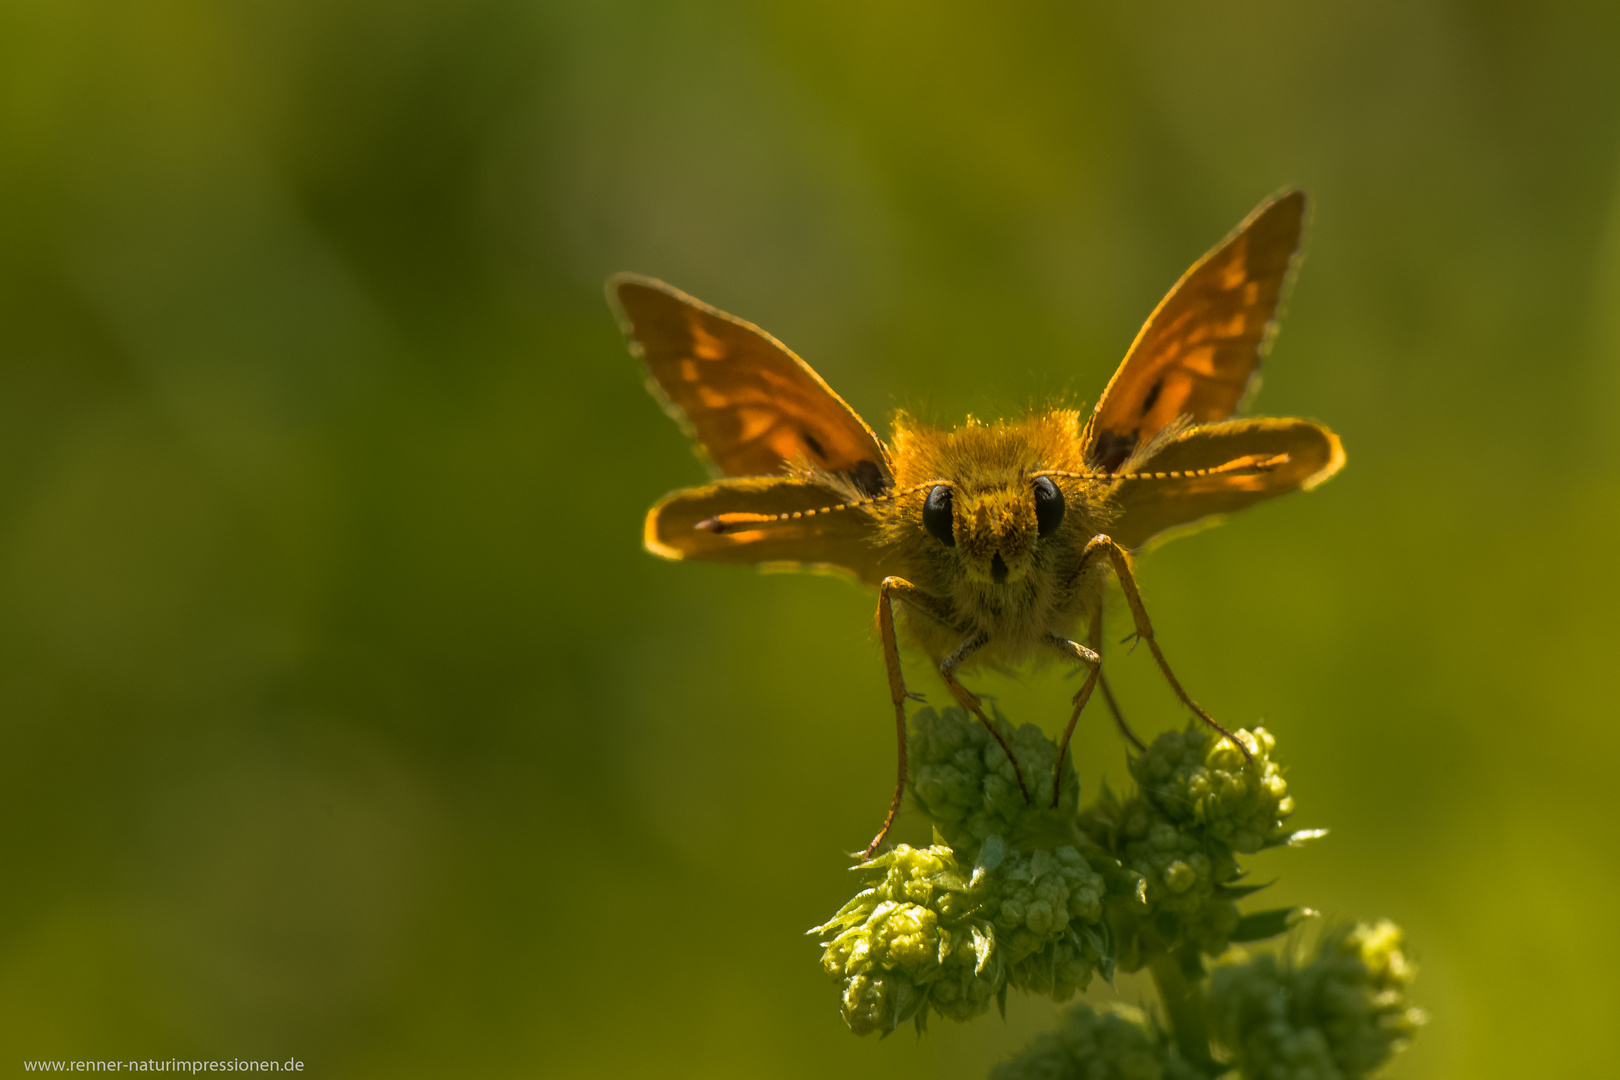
1083, 190, 1307, 472
645, 476, 895, 586
1104, 418, 1344, 551
609, 274, 892, 495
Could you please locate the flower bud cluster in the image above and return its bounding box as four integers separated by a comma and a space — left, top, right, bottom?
1209, 920, 1424, 1079
989, 1004, 1204, 1080
813, 705, 1418, 1067
907, 707, 1079, 859
1133, 726, 1293, 854
812, 836, 1107, 1035
1078, 724, 1296, 961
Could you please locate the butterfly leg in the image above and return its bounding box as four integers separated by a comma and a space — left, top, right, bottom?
1047, 634, 1101, 807
864, 577, 1027, 859
939, 632, 1032, 804
1081, 535, 1254, 766
1099, 672, 1145, 751
1092, 609, 1147, 752
861, 577, 923, 860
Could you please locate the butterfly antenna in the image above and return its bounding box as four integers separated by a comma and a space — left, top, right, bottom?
1035, 452, 1289, 485
695, 483, 938, 534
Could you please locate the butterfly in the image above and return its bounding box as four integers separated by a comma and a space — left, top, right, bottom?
609, 190, 1343, 858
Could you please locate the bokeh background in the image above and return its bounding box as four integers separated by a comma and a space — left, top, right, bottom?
2, 1, 1618, 1076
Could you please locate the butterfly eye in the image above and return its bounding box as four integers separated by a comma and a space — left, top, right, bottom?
1033, 476, 1065, 538
923, 485, 955, 546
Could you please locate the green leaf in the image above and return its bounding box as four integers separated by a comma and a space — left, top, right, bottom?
1096, 919, 1117, 985
1215, 879, 1276, 901
1230, 907, 1300, 943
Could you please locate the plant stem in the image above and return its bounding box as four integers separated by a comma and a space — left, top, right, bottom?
1148, 946, 1219, 1073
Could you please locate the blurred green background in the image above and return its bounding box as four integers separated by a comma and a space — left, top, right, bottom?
1, 1, 1617, 1076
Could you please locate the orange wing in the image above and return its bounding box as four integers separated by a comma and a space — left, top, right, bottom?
609, 274, 892, 495
1083, 190, 1307, 472
645, 476, 896, 586
1104, 418, 1344, 551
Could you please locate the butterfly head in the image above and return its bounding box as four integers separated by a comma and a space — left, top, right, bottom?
887, 414, 1088, 586
920, 474, 1066, 586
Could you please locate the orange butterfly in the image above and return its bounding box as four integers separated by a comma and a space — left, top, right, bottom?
610, 190, 1343, 858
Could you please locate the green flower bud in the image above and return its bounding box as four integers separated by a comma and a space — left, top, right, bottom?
812, 839, 1110, 1034
1076, 724, 1309, 961
908, 707, 1079, 859
1209, 920, 1424, 1079
989, 1004, 1204, 1080
993, 842, 1110, 1001
1076, 792, 1238, 961
813, 844, 996, 1035
1131, 725, 1292, 854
